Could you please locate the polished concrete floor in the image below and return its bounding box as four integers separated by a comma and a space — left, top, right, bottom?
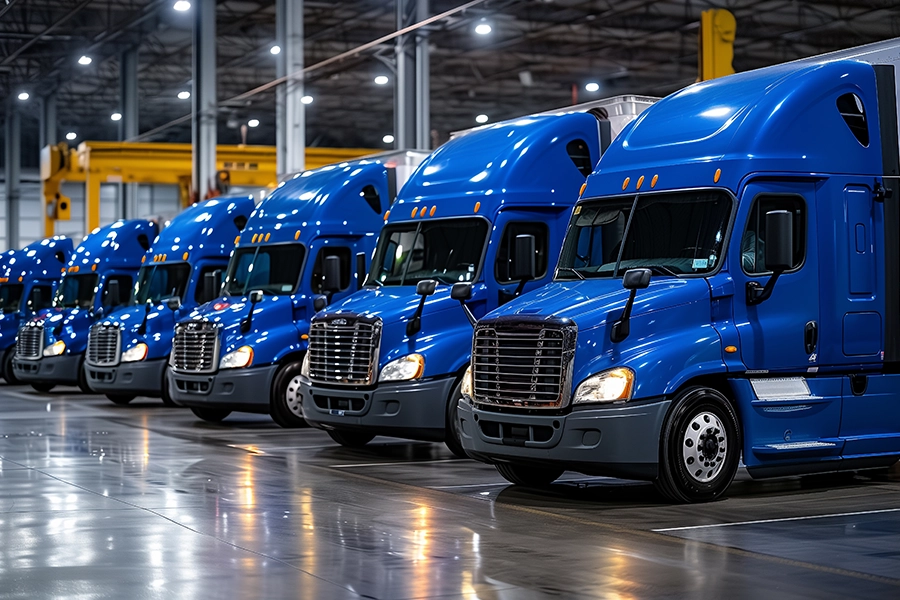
1, 385, 899, 599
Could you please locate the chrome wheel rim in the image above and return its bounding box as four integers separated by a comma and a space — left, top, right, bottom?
285, 375, 304, 417
683, 411, 727, 483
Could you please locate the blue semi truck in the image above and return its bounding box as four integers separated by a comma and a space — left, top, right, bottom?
84, 197, 255, 405
0, 237, 74, 384
457, 40, 900, 502
13, 220, 158, 393
299, 97, 656, 456
167, 153, 426, 426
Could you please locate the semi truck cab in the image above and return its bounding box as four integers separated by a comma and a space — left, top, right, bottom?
167, 153, 426, 426
84, 197, 255, 405
13, 220, 158, 392
300, 97, 656, 456
459, 47, 900, 502
0, 237, 74, 384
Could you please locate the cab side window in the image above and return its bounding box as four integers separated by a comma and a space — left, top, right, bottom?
311, 247, 351, 294
102, 275, 133, 307
194, 266, 225, 304
495, 222, 549, 283
742, 195, 806, 274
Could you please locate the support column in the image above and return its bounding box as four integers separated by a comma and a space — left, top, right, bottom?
41, 93, 57, 147
120, 47, 139, 219
276, 0, 305, 177
394, 0, 416, 150
414, 0, 430, 150
192, 0, 217, 201
4, 103, 21, 249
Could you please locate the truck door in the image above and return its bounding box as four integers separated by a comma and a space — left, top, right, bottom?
731, 181, 819, 372
491, 210, 566, 307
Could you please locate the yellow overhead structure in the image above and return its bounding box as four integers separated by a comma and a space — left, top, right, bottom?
698, 9, 736, 81
40, 142, 377, 238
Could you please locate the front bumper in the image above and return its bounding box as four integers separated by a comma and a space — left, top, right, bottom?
301, 375, 457, 442
167, 364, 279, 414
13, 353, 83, 386
85, 357, 167, 397
458, 398, 672, 481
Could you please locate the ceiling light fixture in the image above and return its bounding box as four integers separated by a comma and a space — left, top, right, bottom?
475, 20, 492, 35
110, 112, 122, 121
585, 82, 600, 92
475, 114, 489, 124
177, 91, 191, 100
66, 132, 77, 141
301, 95, 313, 105
17, 92, 29, 101
78, 55, 92, 66
248, 119, 260, 128
174, 1, 191, 11
270, 45, 281, 55
383, 134, 395, 144
374, 75, 389, 85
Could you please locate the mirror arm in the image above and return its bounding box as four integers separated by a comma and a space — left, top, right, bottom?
746, 268, 785, 305
406, 294, 428, 337
512, 275, 531, 298
137, 301, 151, 335
610, 289, 638, 343
457, 300, 476, 327
241, 299, 258, 333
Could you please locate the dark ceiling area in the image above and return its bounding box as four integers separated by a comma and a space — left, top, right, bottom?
2, 0, 900, 164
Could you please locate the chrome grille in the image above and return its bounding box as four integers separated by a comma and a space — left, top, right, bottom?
16, 323, 44, 360
308, 315, 381, 385
472, 318, 577, 410
171, 320, 220, 373
86, 323, 121, 366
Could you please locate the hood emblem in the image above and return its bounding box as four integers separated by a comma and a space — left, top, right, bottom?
333, 318, 348, 326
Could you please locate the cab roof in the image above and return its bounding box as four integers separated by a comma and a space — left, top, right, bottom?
585, 59, 882, 197
0, 236, 73, 282
69, 220, 159, 272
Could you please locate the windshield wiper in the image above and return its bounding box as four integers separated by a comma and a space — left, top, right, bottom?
557, 267, 586, 280
646, 265, 679, 277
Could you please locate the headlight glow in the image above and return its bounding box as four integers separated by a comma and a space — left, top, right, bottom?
121, 343, 148, 363
300, 352, 310, 377
220, 346, 254, 369
379, 353, 425, 382
460, 365, 473, 397
572, 367, 634, 405
43, 340, 66, 356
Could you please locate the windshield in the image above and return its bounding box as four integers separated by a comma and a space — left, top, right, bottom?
0, 285, 23, 313
53, 274, 99, 309
369, 218, 489, 286
223, 244, 306, 295
134, 263, 192, 305
557, 191, 732, 279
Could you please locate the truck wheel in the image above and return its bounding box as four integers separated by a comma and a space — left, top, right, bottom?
654, 386, 741, 504
444, 381, 468, 458
191, 407, 231, 422
496, 463, 564, 487
2, 347, 20, 385
269, 361, 309, 428
160, 367, 177, 407
106, 394, 135, 405
327, 429, 375, 448
31, 383, 55, 393
77, 359, 92, 394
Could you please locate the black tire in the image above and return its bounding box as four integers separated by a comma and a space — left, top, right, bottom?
444, 381, 468, 458
2, 347, 21, 385
191, 407, 231, 422
327, 429, 375, 448
106, 394, 135, 405
160, 366, 177, 407
496, 462, 564, 487
654, 386, 741, 504
31, 382, 55, 393
77, 358, 92, 394
269, 360, 309, 428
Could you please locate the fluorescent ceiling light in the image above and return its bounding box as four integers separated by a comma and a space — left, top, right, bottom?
301, 95, 313, 105
174, 1, 191, 11
383, 134, 394, 144
248, 119, 260, 128
475, 114, 489, 124
585, 82, 600, 92
270, 45, 281, 55
374, 75, 389, 85
475, 21, 492, 35
17, 92, 29, 101
78, 55, 92, 66
66, 132, 77, 141
177, 91, 191, 100
110, 112, 122, 121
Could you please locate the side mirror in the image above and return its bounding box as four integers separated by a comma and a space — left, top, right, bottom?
313, 295, 328, 312
202, 270, 221, 303
622, 268, 651, 290
416, 279, 437, 297
510, 234, 536, 281
322, 255, 342, 293
451, 282, 473, 301
241, 290, 264, 333
764, 210, 793, 271
91, 306, 104, 320
167, 296, 182, 311
249, 289, 264, 305
105, 280, 121, 307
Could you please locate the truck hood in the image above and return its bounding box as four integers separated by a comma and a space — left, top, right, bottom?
101, 304, 178, 354
327, 286, 467, 329
486, 278, 711, 334
28, 307, 93, 352
183, 294, 303, 355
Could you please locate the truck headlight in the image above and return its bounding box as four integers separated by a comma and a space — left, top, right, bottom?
461, 365, 473, 397
572, 367, 634, 405
43, 340, 65, 356
379, 353, 425, 382
300, 352, 310, 377
121, 343, 148, 363
220, 346, 254, 369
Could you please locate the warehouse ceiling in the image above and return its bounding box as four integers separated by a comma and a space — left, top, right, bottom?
2, 0, 900, 165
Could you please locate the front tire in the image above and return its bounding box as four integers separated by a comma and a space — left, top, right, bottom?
327, 429, 375, 448
496, 463, 564, 487
191, 407, 231, 422
444, 381, 468, 458
106, 394, 135, 405
655, 386, 741, 503
77, 359, 92, 394
269, 360, 309, 428
160, 366, 177, 407
2, 347, 20, 385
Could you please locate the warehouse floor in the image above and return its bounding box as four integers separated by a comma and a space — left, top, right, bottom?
0, 386, 898, 599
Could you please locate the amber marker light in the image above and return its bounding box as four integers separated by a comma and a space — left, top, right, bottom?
636, 175, 645, 189
651, 174, 659, 188
474, 201, 481, 213
725, 345, 738, 353
714, 168, 722, 183
622, 177, 630, 190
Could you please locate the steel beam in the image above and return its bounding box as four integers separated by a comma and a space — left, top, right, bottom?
415, 0, 430, 150
394, 0, 417, 150
4, 103, 21, 250
192, 0, 217, 201
120, 47, 139, 219
41, 93, 57, 148
276, 0, 305, 177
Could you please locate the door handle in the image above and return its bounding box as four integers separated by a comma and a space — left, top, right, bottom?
804, 321, 818, 355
